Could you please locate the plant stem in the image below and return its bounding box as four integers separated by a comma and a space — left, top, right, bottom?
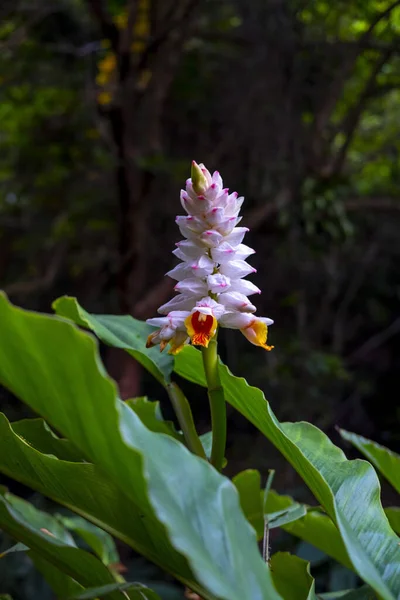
167, 382, 207, 460
262, 469, 275, 564
201, 333, 226, 471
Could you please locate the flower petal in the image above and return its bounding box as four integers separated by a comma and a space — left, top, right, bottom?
219, 311, 254, 329
229, 279, 261, 296
216, 216, 241, 236
207, 273, 231, 293
195, 296, 226, 320
185, 310, 218, 348
199, 229, 223, 248
158, 294, 195, 315
219, 259, 256, 279
166, 262, 193, 281
147, 316, 169, 328
174, 277, 208, 296
218, 291, 256, 313
190, 254, 215, 277
224, 227, 249, 247
240, 317, 274, 351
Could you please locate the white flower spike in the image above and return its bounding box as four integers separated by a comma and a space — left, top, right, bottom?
146, 161, 274, 354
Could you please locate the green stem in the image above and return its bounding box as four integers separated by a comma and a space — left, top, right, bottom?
167, 382, 206, 460
201, 334, 226, 471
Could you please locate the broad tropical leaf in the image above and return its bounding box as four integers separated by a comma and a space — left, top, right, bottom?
270, 553, 318, 600
11, 418, 83, 462
339, 429, 400, 494
233, 470, 264, 539
0, 491, 124, 599
53, 296, 173, 386
0, 295, 282, 600
30, 553, 84, 598
385, 508, 400, 536
125, 397, 183, 442
53, 300, 400, 599
320, 586, 377, 599
68, 582, 161, 600
233, 470, 307, 539
59, 515, 119, 566
265, 491, 351, 569
174, 346, 400, 600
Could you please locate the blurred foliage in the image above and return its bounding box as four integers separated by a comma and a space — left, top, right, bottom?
1, 0, 400, 595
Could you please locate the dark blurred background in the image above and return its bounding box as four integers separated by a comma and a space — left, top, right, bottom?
1, 0, 400, 596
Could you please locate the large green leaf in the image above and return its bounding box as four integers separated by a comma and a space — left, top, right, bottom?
233, 470, 307, 540
265, 491, 352, 569
53, 301, 400, 598
233, 470, 264, 539
0, 490, 124, 599
53, 296, 173, 386
59, 515, 119, 566
0, 542, 29, 557
270, 553, 317, 600
0, 412, 191, 583
125, 397, 183, 442
11, 418, 83, 462
320, 587, 377, 599
385, 508, 400, 536
68, 583, 161, 600
30, 552, 84, 599
174, 346, 400, 600
0, 295, 282, 600
339, 429, 400, 494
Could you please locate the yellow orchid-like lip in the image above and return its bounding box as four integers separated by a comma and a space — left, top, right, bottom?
185, 310, 217, 348
241, 319, 274, 351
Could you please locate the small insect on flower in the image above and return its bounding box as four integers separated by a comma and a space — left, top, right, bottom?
146, 161, 274, 353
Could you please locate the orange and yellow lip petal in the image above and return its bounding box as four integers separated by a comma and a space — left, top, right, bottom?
168, 332, 189, 355
146, 331, 158, 348
185, 311, 217, 348
241, 319, 274, 351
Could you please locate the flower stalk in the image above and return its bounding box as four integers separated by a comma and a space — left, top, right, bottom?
201, 332, 226, 472
167, 382, 207, 460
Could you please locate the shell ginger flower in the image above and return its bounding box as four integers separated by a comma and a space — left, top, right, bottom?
146, 161, 274, 354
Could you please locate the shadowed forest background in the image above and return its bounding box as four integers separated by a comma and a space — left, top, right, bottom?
1, 0, 400, 596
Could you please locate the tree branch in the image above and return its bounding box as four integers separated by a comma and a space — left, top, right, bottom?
326, 50, 393, 177
86, 0, 119, 52
308, 0, 400, 173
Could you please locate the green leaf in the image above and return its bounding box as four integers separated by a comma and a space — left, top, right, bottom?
269, 552, 318, 600
11, 418, 83, 462
0, 295, 282, 600
0, 490, 125, 599
233, 470, 264, 539
125, 397, 183, 442
0, 412, 193, 588
59, 515, 119, 566
0, 541, 29, 557
199, 431, 213, 459
267, 502, 307, 530
339, 429, 400, 494
68, 582, 161, 600
385, 508, 400, 535
266, 491, 351, 569
30, 552, 84, 599
320, 586, 377, 599
174, 346, 400, 600
232, 471, 307, 539
53, 296, 173, 387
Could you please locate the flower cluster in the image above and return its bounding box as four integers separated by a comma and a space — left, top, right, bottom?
146, 162, 273, 354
